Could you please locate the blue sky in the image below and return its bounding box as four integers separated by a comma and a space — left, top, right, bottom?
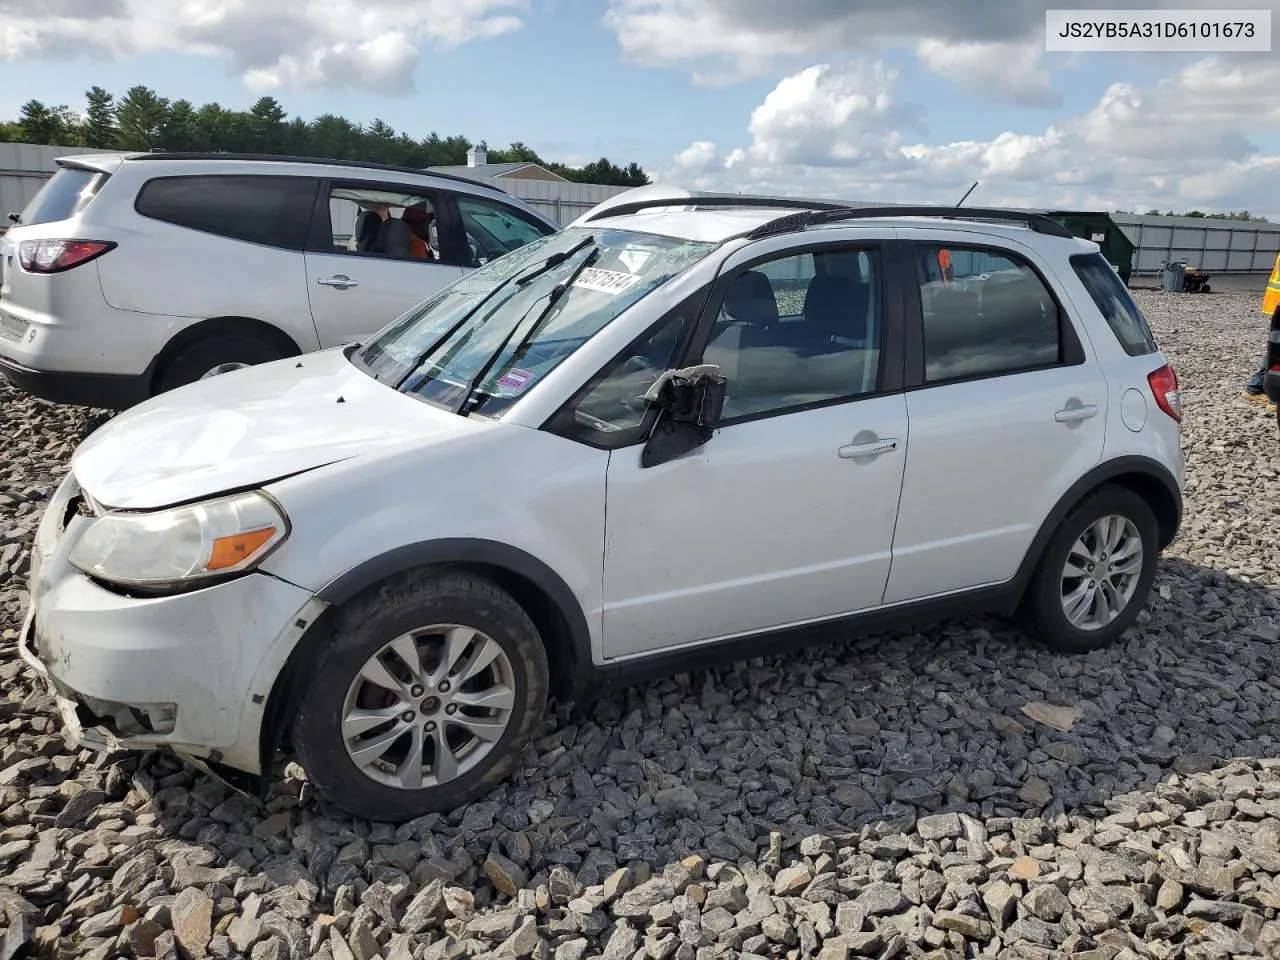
1, 0, 1277, 214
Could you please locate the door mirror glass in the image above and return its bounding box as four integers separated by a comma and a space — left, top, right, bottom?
640, 366, 728, 467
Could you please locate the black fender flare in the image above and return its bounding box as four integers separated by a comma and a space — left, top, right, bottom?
257, 539, 597, 784
316, 538, 596, 696
1001, 454, 1182, 613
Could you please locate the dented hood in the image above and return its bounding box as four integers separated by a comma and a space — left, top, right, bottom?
72, 347, 478, 510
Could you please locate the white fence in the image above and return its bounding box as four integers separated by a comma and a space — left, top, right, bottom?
1111, 212, 1280, 275
456, 175, 631, 225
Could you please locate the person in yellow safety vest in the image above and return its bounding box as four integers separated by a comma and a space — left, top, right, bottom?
1242, 251, 1280, 412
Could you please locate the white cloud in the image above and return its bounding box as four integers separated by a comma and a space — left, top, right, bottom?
0, 0, 527, 93
743, 62, 920, 167
602, 0, 1262, 92
657, 55, 1280, 218
915, 38, 1059, 108
672, 139, 720, 173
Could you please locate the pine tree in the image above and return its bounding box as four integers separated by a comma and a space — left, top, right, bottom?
116, 86, 170, 150
83, 86, 118, 148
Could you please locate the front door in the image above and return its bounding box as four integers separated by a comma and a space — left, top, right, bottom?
304, 179, 465, 348
591, 240, 910, 659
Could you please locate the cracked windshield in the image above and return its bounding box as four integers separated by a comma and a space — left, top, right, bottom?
353, 227, 715, 416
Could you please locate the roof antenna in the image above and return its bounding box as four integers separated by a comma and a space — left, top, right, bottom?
956, 181, 979, 207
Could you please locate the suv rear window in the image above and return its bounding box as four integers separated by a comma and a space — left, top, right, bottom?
135, 175, 318, 250
19, 167, 109, 226
1071, 253, 1158, 356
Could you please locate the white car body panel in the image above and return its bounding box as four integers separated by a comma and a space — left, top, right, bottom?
302, 251, 465, 349
71, 347, 477, 510
257, 424, 610, 662
601, 393, 909, 657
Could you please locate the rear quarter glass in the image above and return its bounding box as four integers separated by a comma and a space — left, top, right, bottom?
19, 167, 110, 226
1069, 252, 1158, 356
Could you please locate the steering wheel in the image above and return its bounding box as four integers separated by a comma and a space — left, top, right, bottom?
621, 355, 653, 375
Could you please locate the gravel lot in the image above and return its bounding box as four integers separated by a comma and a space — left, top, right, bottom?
1, 289, 1278, 960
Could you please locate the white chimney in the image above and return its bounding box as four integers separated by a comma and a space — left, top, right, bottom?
467, 145, 486, 168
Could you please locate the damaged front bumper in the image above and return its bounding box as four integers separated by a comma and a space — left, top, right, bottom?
16, 469, 323, 791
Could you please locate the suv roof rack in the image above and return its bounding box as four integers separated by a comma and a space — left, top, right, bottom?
743, 205, 1076, 240
578, 193, 1076, 241
579, 193, 851, 222
122, 152, 509, 194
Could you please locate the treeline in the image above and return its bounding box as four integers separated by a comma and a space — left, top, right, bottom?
1122, 208, 1270, 223
0, 86, 650, 188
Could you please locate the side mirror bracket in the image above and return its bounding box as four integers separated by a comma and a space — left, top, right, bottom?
640, 365, 728, 468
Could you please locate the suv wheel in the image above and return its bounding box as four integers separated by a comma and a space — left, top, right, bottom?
292, 572, 549, 821
1019, 484, 1159, 653
155, 334, 284, 394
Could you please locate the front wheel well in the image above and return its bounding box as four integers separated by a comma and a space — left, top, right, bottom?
258, 560, 587, 777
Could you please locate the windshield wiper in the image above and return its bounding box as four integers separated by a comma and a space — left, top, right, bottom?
452, 245, 602, 416
391, 235, 596, 390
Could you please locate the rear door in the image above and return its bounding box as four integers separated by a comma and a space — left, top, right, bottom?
303, 178, 465, 348
882, 231, 1108, 604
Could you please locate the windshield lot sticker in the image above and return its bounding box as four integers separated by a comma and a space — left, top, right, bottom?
572, 267, 642, 295
497, 368, 537, 391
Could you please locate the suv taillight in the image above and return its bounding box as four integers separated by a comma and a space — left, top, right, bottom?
18, 239, 116, 274
1147, 363, 1181, 423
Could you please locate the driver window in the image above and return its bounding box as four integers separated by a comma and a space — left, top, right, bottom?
456, 196, 556, 267
705, 248, 882, 421
559, 311, 689, 442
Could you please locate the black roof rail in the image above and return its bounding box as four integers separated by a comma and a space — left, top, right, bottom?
121, 152, 510, 194
580, 193, 851, 222
743, 205, 1076, 240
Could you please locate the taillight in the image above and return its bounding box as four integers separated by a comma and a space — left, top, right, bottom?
1147, 363, 1181, 423
18, 240, 115, 274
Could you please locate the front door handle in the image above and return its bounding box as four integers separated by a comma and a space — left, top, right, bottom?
318, 275, 359, 289
1055, 404, 1099, 423
838, 438, 899, 459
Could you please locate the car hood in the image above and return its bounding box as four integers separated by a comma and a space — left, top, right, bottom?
72, 348, 479, 510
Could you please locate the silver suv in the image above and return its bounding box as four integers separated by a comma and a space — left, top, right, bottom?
0, 152, 559, 409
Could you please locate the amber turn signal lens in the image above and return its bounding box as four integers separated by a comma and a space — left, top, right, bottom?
207, 528, 278, 571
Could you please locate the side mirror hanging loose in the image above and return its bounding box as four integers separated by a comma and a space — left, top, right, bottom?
640, 365, 728, 468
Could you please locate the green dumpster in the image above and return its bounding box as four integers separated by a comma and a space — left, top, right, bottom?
1038, 211, 1136, 285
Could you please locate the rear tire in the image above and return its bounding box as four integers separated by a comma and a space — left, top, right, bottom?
1017, 484, 1159, 654
292, 572, 549, 821
154, 334, 284, 394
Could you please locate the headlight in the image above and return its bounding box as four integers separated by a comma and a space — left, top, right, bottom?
70, 491, 289, 590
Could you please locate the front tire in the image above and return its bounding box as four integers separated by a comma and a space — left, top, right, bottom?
1018, 484, 1159, 654
292, 572, 549, 821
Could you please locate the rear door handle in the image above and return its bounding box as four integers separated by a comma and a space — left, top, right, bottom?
317, 275, 359, 289
1055, 404, 1099, 423
838, 438, 899, 459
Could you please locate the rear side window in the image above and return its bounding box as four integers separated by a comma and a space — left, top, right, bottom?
20, 167, 109, 226
914, 245, 1062, 383
1071, 253, 1158, 356
135, 175, 318, 250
